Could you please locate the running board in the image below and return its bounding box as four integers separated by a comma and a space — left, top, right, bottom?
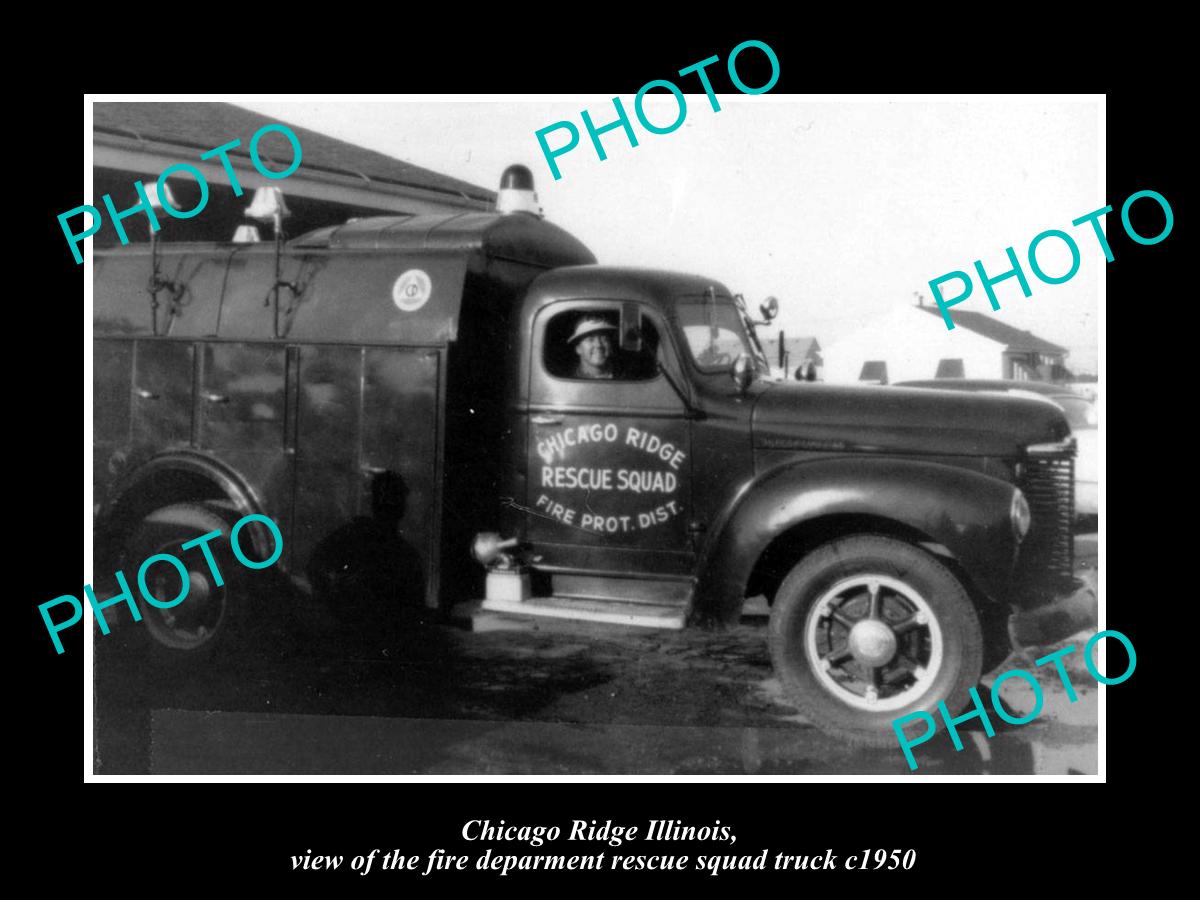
472, 595, 687, 630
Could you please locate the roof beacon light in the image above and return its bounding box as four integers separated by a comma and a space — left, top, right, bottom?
496, 164, 543, 217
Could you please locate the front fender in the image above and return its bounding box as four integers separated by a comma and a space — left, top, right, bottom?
693, 456, 1019, 623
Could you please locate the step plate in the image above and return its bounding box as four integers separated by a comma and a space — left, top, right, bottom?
478, 596, 687, 630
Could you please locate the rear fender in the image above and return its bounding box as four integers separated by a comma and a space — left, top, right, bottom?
96, 450, 273, 565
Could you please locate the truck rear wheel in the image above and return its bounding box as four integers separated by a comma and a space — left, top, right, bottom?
123, 503, 243, 654
768, 535, 982, 748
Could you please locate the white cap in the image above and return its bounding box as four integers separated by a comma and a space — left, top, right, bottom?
568, 316, 617, 345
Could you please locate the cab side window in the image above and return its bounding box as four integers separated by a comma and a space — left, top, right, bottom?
543, 309, 661, 381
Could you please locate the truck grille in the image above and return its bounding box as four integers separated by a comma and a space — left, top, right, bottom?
1018, 446, 1075, 587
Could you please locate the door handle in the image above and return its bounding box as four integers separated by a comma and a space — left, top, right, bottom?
201, 392, 229, 404
133, 387, 159, 400
531, 415, 563, 426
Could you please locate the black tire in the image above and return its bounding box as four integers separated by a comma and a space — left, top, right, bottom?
768, 535, 983, 747
122, 503, 247, 655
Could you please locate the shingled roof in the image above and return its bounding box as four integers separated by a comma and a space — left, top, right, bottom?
94, 102, 494, 206
917, 305, 1067, 354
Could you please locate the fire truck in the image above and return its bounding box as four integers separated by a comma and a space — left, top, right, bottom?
92, 166, 1095, 744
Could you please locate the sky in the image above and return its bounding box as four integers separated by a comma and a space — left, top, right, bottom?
239, 97, 1101, 374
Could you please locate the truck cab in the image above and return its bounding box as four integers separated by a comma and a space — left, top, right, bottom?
93, 167, 1095, 745
493, 267, 768, 625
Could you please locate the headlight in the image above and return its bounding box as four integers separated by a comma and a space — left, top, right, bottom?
1011, 488, 1031, 542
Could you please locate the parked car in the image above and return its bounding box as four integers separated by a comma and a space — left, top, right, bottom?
895, 380, 1098, 518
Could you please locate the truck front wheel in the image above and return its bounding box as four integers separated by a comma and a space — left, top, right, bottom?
768, 535, 982, 747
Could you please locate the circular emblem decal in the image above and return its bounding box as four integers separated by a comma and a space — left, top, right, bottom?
392, 269, 432, 311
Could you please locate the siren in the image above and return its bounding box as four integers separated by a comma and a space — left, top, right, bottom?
496, 164, 543, 217
472, 532, 519, 566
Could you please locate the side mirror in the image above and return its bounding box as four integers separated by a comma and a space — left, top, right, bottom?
731, 354, 755, 395
620, 302, 643, 352
759, 296, 779, 322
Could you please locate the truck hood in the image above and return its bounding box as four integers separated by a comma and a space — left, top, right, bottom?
752, 382, 1070, 457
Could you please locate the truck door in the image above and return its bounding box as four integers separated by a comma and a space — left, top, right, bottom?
524, 301, 694, 577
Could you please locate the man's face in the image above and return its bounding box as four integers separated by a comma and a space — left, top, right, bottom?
575, 332, 612, 374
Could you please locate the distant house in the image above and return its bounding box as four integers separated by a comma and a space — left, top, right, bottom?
92, 102, 494, 247
822, 303, 1070, 385
761, 335, 823, 379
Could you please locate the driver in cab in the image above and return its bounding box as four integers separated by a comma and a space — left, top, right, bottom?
569, 316, 619, 379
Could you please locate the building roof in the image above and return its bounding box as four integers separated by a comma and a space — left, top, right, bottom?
916, 305, 1067, 354
94, 102, 495, 207
789, 336, 821, 359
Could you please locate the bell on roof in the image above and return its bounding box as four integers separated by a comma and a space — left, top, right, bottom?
145, 180, 177, 212
245, 186, 290, 222
496, 164, 542, 217
233, 225, 261, 243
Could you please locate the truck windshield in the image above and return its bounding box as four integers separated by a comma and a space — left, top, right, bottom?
677, 298, 759, 373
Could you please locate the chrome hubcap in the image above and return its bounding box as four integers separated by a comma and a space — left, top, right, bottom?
804, 575, 943, 712
187, 571, 211, 604
848, 619, 897, 667
144, 547, 225, 650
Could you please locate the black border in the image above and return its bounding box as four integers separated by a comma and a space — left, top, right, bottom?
28, 33, 1167, 881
